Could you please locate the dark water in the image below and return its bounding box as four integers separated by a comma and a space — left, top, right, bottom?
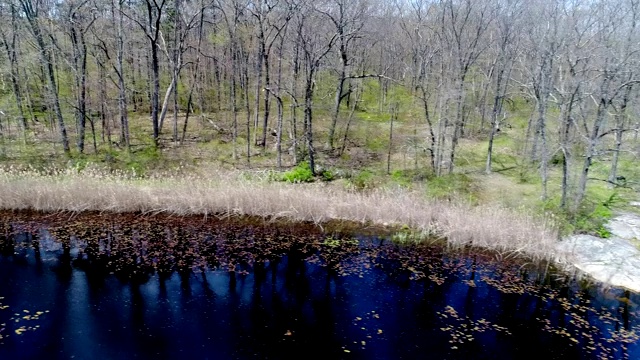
0, 215, 638, 359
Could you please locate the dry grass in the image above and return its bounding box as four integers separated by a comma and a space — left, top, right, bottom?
0, 166, 558, 260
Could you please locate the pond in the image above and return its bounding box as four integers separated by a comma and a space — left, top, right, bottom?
0, 212, 638, 359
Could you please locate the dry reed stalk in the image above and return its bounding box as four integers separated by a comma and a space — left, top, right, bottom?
0, 167, 558, 259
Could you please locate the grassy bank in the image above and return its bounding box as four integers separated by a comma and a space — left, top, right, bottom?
0, 166, 558, 260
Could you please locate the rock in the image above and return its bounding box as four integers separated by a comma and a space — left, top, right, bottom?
605, 213, 640, 239
556, 213, 640, 293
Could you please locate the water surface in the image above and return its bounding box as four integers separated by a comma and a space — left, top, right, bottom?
0, 212, 638, 359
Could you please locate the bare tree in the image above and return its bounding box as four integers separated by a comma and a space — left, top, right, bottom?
552, 0, 594, 208
607, 0, 640, 188
518, 0, 561, 199
63, 0, 96, 153
158, 0, 211, 142
115, 0, 130, 149
398, 0, 440, 172
485, 0, 522, 174
573, 1, 640, 209
439, 0, 494, 174
297, 0, 336, 175
181, 0, 209, 144
19, 0, 70, 154
125, 0, 168, 148
0, 1, 28, 133
320, 0, 369, 151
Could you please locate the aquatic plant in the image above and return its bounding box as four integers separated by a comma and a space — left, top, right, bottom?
0, 295, 48, 344
391, 224, 441, 245
323, 236, 358, 248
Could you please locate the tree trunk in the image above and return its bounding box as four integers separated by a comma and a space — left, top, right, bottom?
180, 55, 203, 143
339, 83, 361, 157
448, 75, 466, 174
290, 26, 301, 165
275, 94, 284, 169
70, 17, 88, 153
387, 106, 397, 175
139, 0, 166, 148
608, 85, 632, 187
274, 30, 286, 169
254, 30, 265, 147
239, 42, 252, 166
328, 64, 346, 151
559, 93, 576, 209
150, 39, 160, 147
230, 40, 239, 160
261, 52, 271, 150
97, 57, 110, 145
486, 64, 508, 174
116, 0, 130, 150
419, 87, 436, 172
304, 70, 316, 176
537, 99, 549, 200
158, 65, 181, 141
172, 75, 179, 142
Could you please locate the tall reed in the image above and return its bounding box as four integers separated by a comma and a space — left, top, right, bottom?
0, 166, 558, 260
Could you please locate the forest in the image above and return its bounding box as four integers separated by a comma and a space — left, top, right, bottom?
0, 0, 639, 232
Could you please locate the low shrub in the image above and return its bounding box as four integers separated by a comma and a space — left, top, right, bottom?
321, 169, 335, 182
349, 170, 376, 190
281, 161, 314, 183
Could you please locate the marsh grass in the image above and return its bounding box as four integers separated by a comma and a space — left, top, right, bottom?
0, 166, 558, 260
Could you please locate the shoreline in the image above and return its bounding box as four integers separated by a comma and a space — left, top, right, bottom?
0, 168, 559, 261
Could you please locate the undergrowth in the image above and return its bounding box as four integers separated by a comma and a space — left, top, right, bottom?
280, 161, 334, 183
281, 162, 314, 183
541, 192, 623, 237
